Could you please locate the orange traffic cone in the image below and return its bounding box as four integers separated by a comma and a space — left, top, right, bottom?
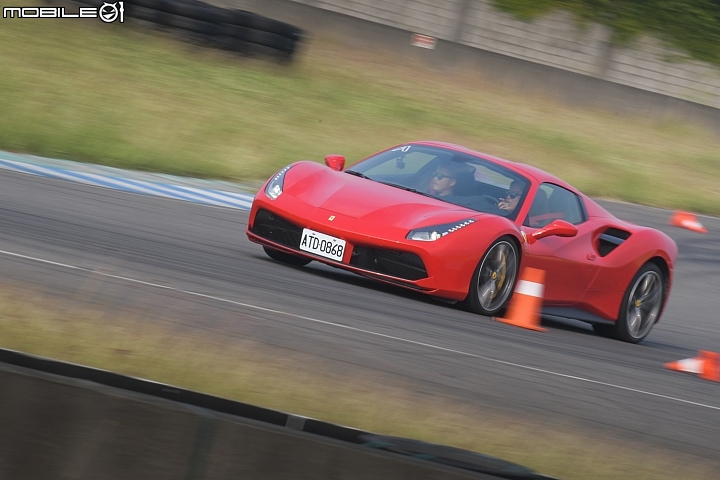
668, 211, 707, 233
496, 267, 546, 332
699, 351, 720, 382
664, 351, 720, 382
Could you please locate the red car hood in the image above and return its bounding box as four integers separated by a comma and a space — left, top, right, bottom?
285, 165, 484, 229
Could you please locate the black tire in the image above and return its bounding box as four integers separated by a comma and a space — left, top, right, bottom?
225, 9, 255, 28
226, 10, 303, 40
223, 25, 294, 53
461, 238, 519, 316
222, 24, 252, 41
216, 32, 292, 61
245, 29, 295, 53
165, 1, 231, 24
127, 4, 161, 23
594, 263, 665, 343
263, 247, 311, 267
213, 36, 254, 55
247, 14, 302, 40
127, 0, 162, 10
160, 12, 217, 35
155, 0, 178, 14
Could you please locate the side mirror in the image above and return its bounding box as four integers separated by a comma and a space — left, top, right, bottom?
527, 219, 578, 245
325, 154, 345, 171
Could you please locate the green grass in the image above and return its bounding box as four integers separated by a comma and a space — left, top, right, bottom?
1, 0, 720, 213
1, 285, 718, 480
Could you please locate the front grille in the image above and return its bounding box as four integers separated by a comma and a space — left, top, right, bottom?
350, 246, 428, 281
252, 209, 302, 249
252, 210, 428, 281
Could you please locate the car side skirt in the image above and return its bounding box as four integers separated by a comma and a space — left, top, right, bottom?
541, 306, 615, 325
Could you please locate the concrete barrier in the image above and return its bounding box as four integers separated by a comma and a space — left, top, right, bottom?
0, 350, 552, 480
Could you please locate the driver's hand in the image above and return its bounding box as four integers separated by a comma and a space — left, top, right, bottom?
497, 200, 512, 211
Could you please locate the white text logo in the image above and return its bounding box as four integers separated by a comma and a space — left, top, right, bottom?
3, 2, 124, 23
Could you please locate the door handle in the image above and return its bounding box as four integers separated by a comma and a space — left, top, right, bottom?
587, 253, 597, 261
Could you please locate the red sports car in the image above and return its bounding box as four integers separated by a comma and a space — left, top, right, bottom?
246, 142, 677, 343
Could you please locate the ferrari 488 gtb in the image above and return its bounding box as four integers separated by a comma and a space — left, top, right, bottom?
247, 142, 677, 343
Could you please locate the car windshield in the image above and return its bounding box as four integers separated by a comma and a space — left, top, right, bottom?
347, 144, 530, 220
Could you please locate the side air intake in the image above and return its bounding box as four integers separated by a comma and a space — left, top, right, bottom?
597, 228, 631, 257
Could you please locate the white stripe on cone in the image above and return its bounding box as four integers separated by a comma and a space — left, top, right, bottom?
672, 358, 704, 374
681, 219, 705, 230
515, 280, 544, 298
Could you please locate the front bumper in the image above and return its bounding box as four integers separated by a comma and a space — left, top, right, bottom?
246, 205, 450, 295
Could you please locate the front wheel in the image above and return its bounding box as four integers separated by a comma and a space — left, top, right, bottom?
263, 246, 311, 267
595, 263, 665, 343
461, 238, 519, 316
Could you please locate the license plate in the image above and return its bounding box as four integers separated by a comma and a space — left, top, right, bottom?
299, 228, 346, 261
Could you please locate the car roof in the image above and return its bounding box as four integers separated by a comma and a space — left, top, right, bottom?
410, 141, 578, 193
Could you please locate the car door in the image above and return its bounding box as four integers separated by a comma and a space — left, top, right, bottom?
520, 183, 599, 305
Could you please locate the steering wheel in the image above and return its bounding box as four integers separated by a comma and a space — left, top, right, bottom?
481, 195, 499, 206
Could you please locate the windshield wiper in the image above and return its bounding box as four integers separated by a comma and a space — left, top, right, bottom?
346, 173, 437, 199
379, 181, 436, 199
344, 170, 370, 179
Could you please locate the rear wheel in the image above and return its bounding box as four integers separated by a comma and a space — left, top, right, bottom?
594, 263, 665, 343
462, 239, 519, 316
263, 246, 311, 267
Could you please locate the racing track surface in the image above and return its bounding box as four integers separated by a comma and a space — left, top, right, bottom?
1, 169, 719, 467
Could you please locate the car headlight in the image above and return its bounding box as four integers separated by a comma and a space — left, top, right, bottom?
265, 165, 293, 200
406, 219, 476, 241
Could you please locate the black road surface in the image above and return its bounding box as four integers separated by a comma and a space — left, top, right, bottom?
1, 169, 719, 465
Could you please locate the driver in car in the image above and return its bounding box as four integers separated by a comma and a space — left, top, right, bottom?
498, 180, 524, 213
429, 161, 473, 197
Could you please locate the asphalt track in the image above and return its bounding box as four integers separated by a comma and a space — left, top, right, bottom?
1, 168, 719, 467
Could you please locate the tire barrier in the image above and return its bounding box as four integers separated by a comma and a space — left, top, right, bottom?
60, 0, 304, 61
127, 4, 161, 24
0, 348, 556, 480
159, 12, 216, 36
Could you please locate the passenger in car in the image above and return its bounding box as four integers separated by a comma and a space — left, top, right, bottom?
498, 180, 524, 213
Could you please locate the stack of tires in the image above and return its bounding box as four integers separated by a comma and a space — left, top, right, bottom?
71, 0, 304, 61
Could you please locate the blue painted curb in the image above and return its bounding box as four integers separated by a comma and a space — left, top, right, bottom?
0, 151, 256, 210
